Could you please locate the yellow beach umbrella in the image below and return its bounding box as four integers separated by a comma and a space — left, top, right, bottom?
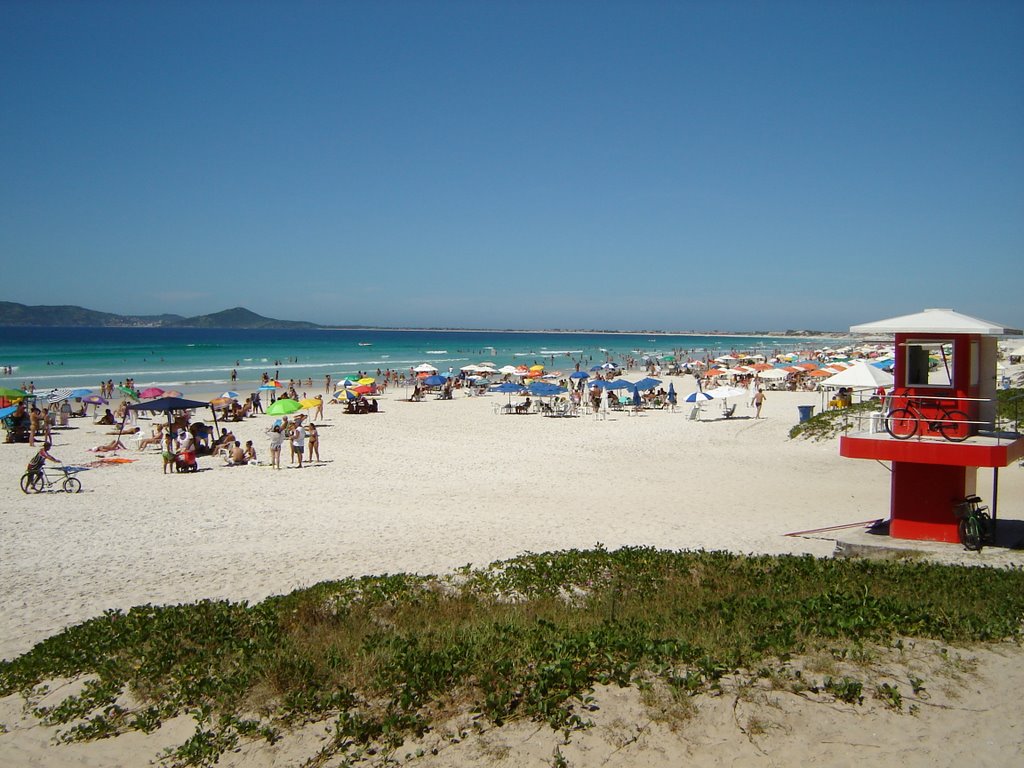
357, 377, 375, 385
299, 398, 322, 410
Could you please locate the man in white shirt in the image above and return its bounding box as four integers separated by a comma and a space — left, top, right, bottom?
291, 424, 305, 468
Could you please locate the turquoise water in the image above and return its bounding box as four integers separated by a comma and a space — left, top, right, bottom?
0, 327, 829, 394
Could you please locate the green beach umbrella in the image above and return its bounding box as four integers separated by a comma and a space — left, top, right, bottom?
0, 387, 28, 399
117, 385, 139, 400
266, 398, 302, 415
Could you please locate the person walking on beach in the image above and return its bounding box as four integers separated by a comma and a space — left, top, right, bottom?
753, 387, 766, 419
26, 440, 59, 483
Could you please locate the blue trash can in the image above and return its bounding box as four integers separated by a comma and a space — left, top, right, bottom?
797, 405, 815, 423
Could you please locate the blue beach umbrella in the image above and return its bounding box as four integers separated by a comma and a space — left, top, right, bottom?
606, 379, 633, 391
569, 371, 589, 380
490, 382, 523, 394
667, 382, 677, 405
633, 377, 661, 390
423, 374, 449, 387
685, 391, 713, 403
0, 405, 16, 419
528, 382, 567, 397
632, 385, 642, 407
70, 388, 93, 399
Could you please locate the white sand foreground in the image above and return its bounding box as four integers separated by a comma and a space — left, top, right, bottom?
1, 381, 1023, 766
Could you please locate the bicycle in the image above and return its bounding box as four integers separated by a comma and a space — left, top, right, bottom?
884, 395, 969, 442
20, 465, 86, 494
954, 495, 992, 552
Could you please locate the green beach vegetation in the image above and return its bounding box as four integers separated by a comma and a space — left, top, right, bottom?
2, 547, 1023, 766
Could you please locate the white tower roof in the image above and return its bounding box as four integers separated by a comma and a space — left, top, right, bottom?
850, 308, 1022, 336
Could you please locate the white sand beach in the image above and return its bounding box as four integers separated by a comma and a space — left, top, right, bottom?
2, 380, 1023, 766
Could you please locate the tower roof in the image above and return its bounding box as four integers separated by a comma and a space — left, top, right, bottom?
850, 308, 1022, 336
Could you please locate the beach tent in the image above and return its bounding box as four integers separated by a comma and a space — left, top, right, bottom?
127, 396, 218, 448
821, 360, 894, 390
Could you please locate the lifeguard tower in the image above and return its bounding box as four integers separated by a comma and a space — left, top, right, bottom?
839, 308, 1023, 543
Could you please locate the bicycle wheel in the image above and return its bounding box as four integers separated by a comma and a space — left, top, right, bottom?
938, 409, 969, 442
885, 408, 917, 439
20, 473, 40, 494
977, 511, 994, 545
959, 515, 982, 552
63, 477, 82, 493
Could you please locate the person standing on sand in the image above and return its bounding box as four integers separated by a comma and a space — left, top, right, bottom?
267, 425, 283, 470
753, 388, 766, 418
291, 422, 305, 468
306, 423, 319, 463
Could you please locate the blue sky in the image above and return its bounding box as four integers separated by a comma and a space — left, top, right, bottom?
2, 1, 1022, 332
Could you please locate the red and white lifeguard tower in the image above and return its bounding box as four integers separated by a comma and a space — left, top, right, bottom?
840, 308, 1024, 543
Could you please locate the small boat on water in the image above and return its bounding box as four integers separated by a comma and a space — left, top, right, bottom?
358, 342, 372, 347
425, 350, 447, 354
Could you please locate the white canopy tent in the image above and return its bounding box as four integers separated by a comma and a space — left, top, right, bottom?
820, 360, 894, 390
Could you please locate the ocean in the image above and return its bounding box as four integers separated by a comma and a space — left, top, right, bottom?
0, 327, 833, 394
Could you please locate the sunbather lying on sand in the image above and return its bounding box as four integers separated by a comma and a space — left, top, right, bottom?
89, 438, 125, 452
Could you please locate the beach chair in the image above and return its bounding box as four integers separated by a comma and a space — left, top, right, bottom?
721, 403, 736, 418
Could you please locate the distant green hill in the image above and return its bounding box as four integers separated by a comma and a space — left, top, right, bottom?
0, 301, 319, 329
171, 307, 319, 330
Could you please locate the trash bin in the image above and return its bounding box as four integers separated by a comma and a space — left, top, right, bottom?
797, 405, 815, 423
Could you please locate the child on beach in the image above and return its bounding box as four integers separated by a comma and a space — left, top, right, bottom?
267, 425, 283, 470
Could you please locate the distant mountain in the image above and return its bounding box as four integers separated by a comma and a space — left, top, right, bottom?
170, 307, 319, 330
0, 301, 319, 329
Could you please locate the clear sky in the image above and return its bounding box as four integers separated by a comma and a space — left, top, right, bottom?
2, 1, 1022, 332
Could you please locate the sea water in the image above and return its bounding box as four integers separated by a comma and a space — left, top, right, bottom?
0, 327, 825, 394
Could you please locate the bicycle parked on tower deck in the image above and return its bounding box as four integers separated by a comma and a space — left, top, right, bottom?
884, 394, 969, 442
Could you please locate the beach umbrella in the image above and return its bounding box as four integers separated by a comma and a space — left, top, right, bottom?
685, 391, 714, 403
351, 385, 374, 394
220, 390, 239, 399
0, 405, 16, 419
633, 377, 661, 390
667, 382, 677, 405
0, 387, 28, 399
266, 398, 302, 415
82, 394, 108, 405
632, 385, 642, 408
422, 374, 448, 387
413, 363, 438, 373
258, 384, 279, 391
569, 371, 589, 380
70, 388, 93, 399
36, 387, 75, 405
490, 382, 522, 394
605, 379, 633, 391
299, 398, 321, 409
706, 386, 747, 400
498, 365, 519, 374
117, 385, 139, 400
334, 389, 359, 401
356, 377, 375, 385
140, 387, 165, 399
528, 382, 567, 397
